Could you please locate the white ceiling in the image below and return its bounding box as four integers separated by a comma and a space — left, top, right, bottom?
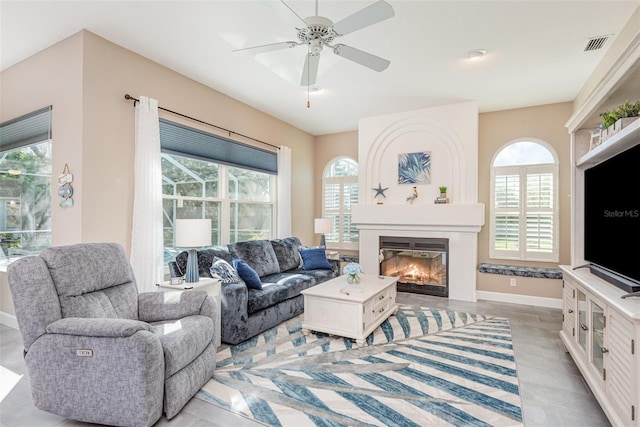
2, 1, 639, 136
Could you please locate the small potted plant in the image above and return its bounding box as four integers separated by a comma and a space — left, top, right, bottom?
439, 186, 447, 197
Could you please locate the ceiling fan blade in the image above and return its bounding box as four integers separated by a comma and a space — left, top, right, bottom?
333, 0, 394, 36
233, 41, 298, 55
300, 53, 320, 86
280, 0, 307, 27
332, 44, 390, 72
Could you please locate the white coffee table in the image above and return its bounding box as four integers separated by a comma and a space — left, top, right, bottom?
301, 274, 398, 347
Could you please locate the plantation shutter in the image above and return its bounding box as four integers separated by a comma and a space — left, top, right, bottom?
324, 181, 341, 242
343, 181, 359, 243
494, 171, 520, 251
526, 172, 554, 253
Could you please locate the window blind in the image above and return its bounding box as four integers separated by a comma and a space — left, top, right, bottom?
159, 119, 277, 174
0, 106, 52, 152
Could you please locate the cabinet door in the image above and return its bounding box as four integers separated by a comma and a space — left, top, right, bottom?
606, 308, 637, 425
590, 299, 605, 379
563, 279, 576, 338
577, 289, 588, 352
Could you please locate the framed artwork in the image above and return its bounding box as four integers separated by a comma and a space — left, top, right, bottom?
398, 151, 431, 184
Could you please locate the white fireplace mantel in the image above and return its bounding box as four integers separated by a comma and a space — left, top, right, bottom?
352, 203, 484, 232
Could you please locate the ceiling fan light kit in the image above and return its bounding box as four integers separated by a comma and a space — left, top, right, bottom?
234, 0, 395, 88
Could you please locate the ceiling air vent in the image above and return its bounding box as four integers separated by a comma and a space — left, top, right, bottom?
584, 35, 610, 52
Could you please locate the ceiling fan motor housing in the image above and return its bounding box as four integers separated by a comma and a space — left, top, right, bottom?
298, 16, 336, 54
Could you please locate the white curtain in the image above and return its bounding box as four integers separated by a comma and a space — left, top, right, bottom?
277, 145, 292, 238
130, 96, 164, 292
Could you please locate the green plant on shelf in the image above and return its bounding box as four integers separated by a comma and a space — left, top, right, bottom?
600, 100, 640, 128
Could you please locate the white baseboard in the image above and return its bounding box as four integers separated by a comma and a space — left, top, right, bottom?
0, 311, 18, 329
476, 290, 563, 309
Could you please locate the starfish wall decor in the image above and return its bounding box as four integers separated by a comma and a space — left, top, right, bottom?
372, 183, 389, 205
372, 183, 388, 199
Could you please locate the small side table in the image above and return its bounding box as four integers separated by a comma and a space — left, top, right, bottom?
325, 250, 340, 260
156, 277, 222, 347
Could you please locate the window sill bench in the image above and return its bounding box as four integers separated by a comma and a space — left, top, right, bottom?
478, 263, 563, 280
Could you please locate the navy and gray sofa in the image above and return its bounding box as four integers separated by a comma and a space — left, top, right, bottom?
176, 237, 339, 344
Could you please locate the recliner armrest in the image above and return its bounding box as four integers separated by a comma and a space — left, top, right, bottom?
138, 290, 214, 322
46, 317, 152, 337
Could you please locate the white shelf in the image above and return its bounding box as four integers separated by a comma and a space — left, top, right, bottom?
577, 118, 640, 167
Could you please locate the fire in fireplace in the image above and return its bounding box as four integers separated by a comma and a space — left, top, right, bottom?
379, 236, 449, 297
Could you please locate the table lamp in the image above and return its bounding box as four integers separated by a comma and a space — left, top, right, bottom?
175, 218, 212, 283
314, 218, 332, 247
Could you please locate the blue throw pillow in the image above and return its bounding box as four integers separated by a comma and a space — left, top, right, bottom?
232, 259, 263, 290
300, 247, 332, 270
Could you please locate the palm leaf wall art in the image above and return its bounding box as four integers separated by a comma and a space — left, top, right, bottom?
398, 151, 431, 184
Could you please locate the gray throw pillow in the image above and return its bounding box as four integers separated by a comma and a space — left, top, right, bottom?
210, 257, 241, 284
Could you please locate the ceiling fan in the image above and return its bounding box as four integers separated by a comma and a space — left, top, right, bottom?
234, 0, 394, 86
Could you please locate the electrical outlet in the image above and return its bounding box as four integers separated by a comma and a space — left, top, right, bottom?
510, 278, 517, 287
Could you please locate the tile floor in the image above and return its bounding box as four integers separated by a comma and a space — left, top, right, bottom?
0, 293, 610, 427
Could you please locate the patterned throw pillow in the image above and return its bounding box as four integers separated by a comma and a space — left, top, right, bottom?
210, 257, 241, 284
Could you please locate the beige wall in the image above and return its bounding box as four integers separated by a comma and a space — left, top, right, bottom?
313, 131, 358, 246
477, 102, 573, 299
0, 30, 316, 316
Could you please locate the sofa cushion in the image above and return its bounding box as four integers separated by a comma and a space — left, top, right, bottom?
246, 272, 316, 314
293, 268, 337, 284
210, 258, 241, 284
299, 247, 332, 270
270, 237, 304, 272
232, 240, 280, 277
233, 259, 262, 290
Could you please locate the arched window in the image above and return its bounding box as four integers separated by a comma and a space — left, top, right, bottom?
322, 157, 359, 250
490, 139, 558, 262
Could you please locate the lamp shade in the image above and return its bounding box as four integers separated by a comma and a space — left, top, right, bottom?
314, 218, 332, 234
175, 219, 212, 248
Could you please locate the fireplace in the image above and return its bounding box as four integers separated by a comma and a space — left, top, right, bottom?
379, 236, 449, 297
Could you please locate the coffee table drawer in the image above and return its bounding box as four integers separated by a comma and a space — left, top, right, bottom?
364, 287, 396, 318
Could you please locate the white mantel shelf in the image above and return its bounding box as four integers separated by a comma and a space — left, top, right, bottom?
352, 203, 485, 231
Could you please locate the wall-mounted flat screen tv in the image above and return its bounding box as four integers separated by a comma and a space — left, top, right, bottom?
584, 142, 640, 293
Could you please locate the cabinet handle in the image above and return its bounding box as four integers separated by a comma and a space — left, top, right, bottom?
580, 324, 589, 331
601, 347, 609, 354
568, 309, 574, 314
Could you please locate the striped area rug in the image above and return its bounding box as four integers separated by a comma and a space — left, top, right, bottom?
197, 304, 523, 426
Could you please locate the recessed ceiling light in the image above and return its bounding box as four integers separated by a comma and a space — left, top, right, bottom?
464, 49, 487, 60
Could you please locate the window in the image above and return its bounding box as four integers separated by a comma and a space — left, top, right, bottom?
490, 140, 558, 262
160, 120, 276, 264
0, 107, 52, 263
322, 157, 359, 250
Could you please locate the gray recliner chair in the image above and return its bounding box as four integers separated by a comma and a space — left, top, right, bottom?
7, 243, 218, 427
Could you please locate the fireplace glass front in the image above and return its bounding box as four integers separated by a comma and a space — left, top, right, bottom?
379, 236, 449, 297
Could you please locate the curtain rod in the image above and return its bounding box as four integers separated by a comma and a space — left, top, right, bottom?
124, 94, 279, 150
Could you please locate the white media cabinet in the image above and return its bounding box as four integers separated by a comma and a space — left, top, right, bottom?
563, 28, 640, 426
561, 266, 640, 426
